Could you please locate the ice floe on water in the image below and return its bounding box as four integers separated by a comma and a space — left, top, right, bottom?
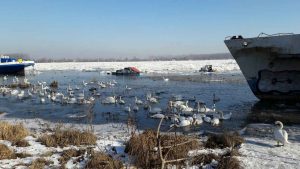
34, 59, 240, 74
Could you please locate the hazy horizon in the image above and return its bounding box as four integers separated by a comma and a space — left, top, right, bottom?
0, 0, 299, 59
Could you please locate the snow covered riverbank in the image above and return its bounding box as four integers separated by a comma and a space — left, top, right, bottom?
0, 115, 299, 169
34, 59, 240, 74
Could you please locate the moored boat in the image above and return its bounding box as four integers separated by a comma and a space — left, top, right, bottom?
0, 55, 35, 75
225, 33, 300, 101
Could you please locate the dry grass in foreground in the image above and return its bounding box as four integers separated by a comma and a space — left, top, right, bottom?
59, 148, 86, 168
189, 133, 244, 169
125, 130, 200, 168
85, 151, 123, 169
205, 132, 244, 149
37, 127, 97, 147
29, 158, 53, 169
191, 149, 241, 169
0, 144, 31, 160
0, 144, 15, 160
191, 154, 241, 169
0, 121, 29, 143
12, 139, 30, 147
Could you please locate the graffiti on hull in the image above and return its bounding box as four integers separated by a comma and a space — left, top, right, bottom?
257, 70, 300, 94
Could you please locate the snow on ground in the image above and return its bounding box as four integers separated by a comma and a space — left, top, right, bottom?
238, 137, 300, 169
1, 114, 299, 169
34, 59, 240, 74
238, 123, 300, 169
0, 115, 131, 169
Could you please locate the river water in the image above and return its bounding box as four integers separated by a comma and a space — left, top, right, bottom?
0, 70, 262, 133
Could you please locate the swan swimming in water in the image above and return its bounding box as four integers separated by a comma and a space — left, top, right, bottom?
274, 121, 290, 146
192, 114, 203, 125
148, 105, 162, 115
213, 110, 232, 120
150, 113, 165, 119
203, 116, 211, 123
163, 77, 169, 82
118, 96, 125, 105
180, 101, 194, 114
102, 96, 116, 104
211, 117, 220, 126
135, 97, 143, 105
124, 106, 131, 112
170, 116, 193, 127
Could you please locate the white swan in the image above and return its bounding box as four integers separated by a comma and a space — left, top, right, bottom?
125, 85, 132, 90
84, 96, 95, 104
3, 75, 7, 81
40, 97, 46, 103
77, 90, 85, 100
67, 96, 77, 104
215, 110, 232, 120
192, 114, 203, 125
124, 106, 131, 112
211, 117, 220, 126
11, 89, 19, 96
203, 116, 211, 123
82, 80, 88, 86
274, 121, 290, 146
163, 77, 169, 82
51, 95, 57, 102
98, 82, 106, 88
118, 96, 125, 104
23, 78, 30, 85
135, 97, 143, 105
27, 89, 33, 97
102, 96, 116, 104
180, 101, 194, 114
170, 117, 193, 127
17, 90, 25, 99
75, 85, 80, 90
148, 105, 162, 115
147, 96, 158, 103
195, 101, 207, 113
170, 120, 190, 128
67, 84, 73, 92
173, 101, 185, 108
146, 93, 158, 103
150, 113, 165, 119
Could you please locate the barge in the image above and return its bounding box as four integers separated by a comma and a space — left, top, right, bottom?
225, 33, 300, 100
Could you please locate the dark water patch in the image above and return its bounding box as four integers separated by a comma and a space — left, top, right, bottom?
247, 101, 300, 125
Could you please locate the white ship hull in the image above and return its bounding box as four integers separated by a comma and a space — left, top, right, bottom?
225, 33, 300, 100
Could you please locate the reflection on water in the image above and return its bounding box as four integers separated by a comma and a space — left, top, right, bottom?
0, 70, 259, 132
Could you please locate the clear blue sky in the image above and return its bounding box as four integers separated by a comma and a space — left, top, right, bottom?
0, 0, 299, 59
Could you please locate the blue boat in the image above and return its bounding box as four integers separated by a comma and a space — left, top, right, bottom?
0, 55, 35, 75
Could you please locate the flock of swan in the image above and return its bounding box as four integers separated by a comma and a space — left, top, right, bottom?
0, 75, 292, 145
0, 75, 233, 128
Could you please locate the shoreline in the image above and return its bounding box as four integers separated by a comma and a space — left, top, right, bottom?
0, 113, 299, 168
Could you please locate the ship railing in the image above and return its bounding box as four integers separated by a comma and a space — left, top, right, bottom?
225, 32, 295, 40
257, 32, 294, 37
